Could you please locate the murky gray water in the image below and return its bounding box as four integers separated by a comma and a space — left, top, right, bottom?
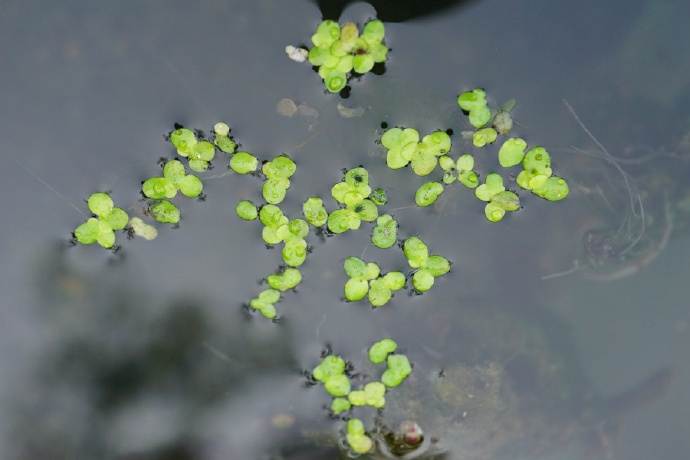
1, 0, 689, 459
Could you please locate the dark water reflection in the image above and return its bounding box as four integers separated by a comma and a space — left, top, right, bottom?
1, 0, 690, 459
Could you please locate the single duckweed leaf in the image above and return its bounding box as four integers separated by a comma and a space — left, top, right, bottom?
257, 303, 277, 319
532, 176, 569, 201
258, 288, 281, 304
324, 70, 347, 93
331, 182, 351, 204
215, 134, 236, 154
331, 397, 351, 415
74, 218, 100, 244
311, 20, 340, 48
236, 200, 258, 220
287, 219, 309, 239
370, 188, 388, 206
458, 170, 479, 188
344, 257, 367, 277
473, 127, 498, 147
267, 156, 296, 179
308, 45, 330, 66
259, 204, 285, 228
324, 374, 351, 397
475, 172, 505, 201
382, 354, 412, 387
522, 146, 552, 175
362, 19, 385, 44
303, 197, 328, 226
349, 199, 378, 222
345, 167, 369, 187
313, 355, 346, 382
163, 160, 186, 185
369, 338, 397, 364
438, 155, 454, 171
498, 137, 527, 168
149, 200, 180, 224
403, 237, 429, 268
230, 151, 258, 174
129, 217, 158, 240
169, 128, 197, 156
469, 106, 491, 129
369, 42, 388, 63
365, 262, 380, 280
105, 207, 129, 230
261, 226, 282, 245
371, 214, 397, 249
415, 181, 444, 207
410, 148, 438, 176
484, 202, 506, 222
87, 193, 114, 217
327, 209, 352, 234
188, 159, 208, 173
368, 278, 392, 306
457, 88, 487, 112
491, 190, 520, 211
347, 432, 373, 454
412, 269, 435, 292
493, 110, 513, 135
347, 418, 366, 436
178, 174, 203, 198
328, 208, 360, 233
421, 255, 450, 277
420, 131, 451, 156
282, 238, 307, 267
456, 154, 475, 171
263, 178, 289, 204
353, 54, 375, 74
345, 277, 369, 301
382, 271, 406, 290
442, 168, 458, 184
381, 128, 419, 151
213, 122, 230, 137
190, 140, 215, 162
386, 146, 410, 169
96, 220, 116, 248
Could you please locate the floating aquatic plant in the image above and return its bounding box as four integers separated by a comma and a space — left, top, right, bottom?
475, 172, 520, 222
381, 354, 412, 388
73, 192, 129, 248
169, 127, 216, 172
371, 214, 397, 249
307, 19, 388, 93
249, 288, 281, 319
457, 88, 491, 128
403, 237, 450, 292
346, 418, 373, 454
368, 338, 398, 364
213, 122, 237, 154
415, 181, 444, 207
302, 197, 328, 227
348, 382, 386, 408
128, 217, 158, 241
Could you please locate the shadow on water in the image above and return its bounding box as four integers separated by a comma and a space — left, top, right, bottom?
312, 0, 477, 22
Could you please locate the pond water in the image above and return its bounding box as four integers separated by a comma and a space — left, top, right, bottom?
1, 0, 689, 459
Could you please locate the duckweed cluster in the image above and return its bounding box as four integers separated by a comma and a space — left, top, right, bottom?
65, 13, 573, 458
73, 193, 129, 248
378, 88, 569, 221
307, 19, 388, 93
308, 338, 411, 454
